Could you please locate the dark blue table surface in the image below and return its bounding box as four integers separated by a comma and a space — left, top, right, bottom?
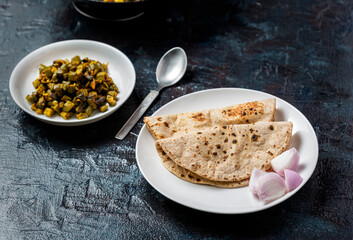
1, 0, 352, 239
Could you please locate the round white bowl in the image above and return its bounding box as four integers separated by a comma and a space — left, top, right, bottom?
9, 39, 136, 126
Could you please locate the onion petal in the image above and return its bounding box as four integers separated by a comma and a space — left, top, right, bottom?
249, 168, 267, 194
271, 148, 300, 176
284, 169, 303, 192
257, 172, 286, 202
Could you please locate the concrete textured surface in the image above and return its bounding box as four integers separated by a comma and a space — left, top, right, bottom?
0, 0, 352, 239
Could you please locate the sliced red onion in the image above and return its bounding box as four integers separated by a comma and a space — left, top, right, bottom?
249, 167, 267, 194
257, 172, 286, 202
271, 148, 300, 176
284, 169, 303, 192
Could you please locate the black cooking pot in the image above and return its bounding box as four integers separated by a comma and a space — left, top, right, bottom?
73, 0, 150, 21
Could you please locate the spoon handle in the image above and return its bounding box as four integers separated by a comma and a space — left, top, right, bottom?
115, 90, 160, 140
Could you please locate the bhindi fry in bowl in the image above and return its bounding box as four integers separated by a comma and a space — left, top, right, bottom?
25, 56, 119, 120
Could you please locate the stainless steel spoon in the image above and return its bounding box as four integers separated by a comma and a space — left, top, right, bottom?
115, 47, 187, 140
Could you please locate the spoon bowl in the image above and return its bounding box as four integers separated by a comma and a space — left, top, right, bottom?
116, 47, 187, 140
156, 47, 187, 89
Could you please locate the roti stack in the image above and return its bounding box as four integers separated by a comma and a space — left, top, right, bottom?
144, 99, 293, 188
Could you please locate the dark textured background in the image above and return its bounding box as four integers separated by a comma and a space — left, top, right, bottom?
1, 0, 352, 239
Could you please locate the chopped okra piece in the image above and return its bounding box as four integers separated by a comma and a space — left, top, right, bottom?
26, 94, 38, 104
99, 104, 108, 112
62, 101, 75, 112
44, 108, 55, 117
76, 113, 88, 119
106, 95, 116, 106
35, 108, 43, 115
60, 111, 72, 120
71, 56, 81, 65
33, 79, 41, 88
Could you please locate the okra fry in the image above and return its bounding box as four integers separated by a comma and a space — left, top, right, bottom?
25, 56, 119, 120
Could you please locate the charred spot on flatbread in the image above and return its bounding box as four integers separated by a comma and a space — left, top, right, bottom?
223, 101, 265, 119
251, 134, 260, 142
192, 112, 207, 122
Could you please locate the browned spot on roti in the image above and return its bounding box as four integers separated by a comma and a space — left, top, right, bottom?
224, 138, 228, 142
251, 134, 259, 142
216, 144, 221, 149
188, 174, 194, 179
267, 151, 273, 156
222, 102, 264, 118
163, 122, 169, 127
192, 112, 206, 121
269, 125, 274, 130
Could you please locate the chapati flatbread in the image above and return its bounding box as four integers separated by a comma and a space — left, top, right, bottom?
156, 121, 293, 182
156, 143, 249, 188
144, 98, 276, 140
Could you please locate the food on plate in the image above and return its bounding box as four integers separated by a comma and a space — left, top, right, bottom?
156, 143, 249, 188
156, 121, 293, 182
270, 148, 299, 176
144, 98, 276, 140
249, 148, 303, 202
249, 167, 267, 193
25, 56, 119, 120
145, 99, 277, 188
283, 169, 303, 192
256, 172, 286, 201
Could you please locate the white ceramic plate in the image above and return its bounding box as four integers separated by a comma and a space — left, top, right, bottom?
9, 40, 135, 126
136, 88, 319, 214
